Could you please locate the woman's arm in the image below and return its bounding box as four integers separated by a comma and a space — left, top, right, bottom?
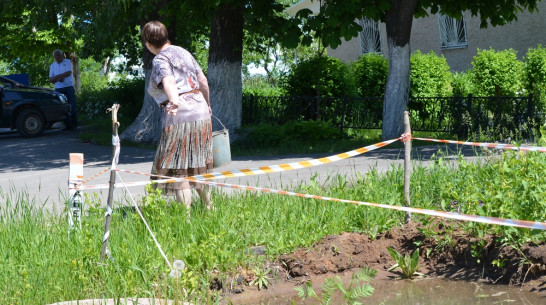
162, 75, 180, 114
197, 71, 210, 106
197, 71, 212, 115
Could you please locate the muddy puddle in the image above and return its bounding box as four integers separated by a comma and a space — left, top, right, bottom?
227, 277, 545, 305
363, 278, 544, 305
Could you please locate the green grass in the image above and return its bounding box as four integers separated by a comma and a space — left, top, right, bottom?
0, 176, 404, 304
1, 146, 545, 304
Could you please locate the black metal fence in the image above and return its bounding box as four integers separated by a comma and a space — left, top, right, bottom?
242, 94, 543, 138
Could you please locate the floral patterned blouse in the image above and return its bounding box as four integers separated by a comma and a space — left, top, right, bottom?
148, 45, 210, 126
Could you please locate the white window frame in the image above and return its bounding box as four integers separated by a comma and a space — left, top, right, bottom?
438, 13, 468, 49
358, 17, 382, 55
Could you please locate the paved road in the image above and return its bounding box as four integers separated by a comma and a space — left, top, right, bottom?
0, 127, 482, 214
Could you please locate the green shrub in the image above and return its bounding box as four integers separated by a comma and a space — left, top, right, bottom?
523, 44, 546, 111
471, 48, 523, 97
408, 51, 452, 123
79, 57, 109, 92
451, 71, 474, 97
281, 56, 356, 97
77, 77, 144, 123
351, 53, 388, 97
410, 50, 452, 98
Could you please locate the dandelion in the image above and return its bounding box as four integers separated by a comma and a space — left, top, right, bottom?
173, 259, 185, 270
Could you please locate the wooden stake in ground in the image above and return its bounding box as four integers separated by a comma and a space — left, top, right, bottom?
101, 104, 120, 261
403, 111, 412, 223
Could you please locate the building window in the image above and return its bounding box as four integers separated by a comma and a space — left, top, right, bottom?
438, 14, 468, 49
359, 17, 382, 54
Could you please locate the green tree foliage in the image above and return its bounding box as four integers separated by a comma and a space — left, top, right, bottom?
281, 56, 355, 97
351, 53, 389, 97
0, 1, 84, 62
410, 51, 452, 98
0, 61, 9, 75
0, 1, 87, 89
523, 44, 546, 109
471, 48, 523, 97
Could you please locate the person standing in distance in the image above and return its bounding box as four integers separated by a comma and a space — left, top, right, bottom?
49, 49, 77, 130
142, 21, 214, 216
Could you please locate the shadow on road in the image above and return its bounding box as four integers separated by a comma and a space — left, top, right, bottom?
0, 127, 485, 174
0, 128, 156, 173
232, 143, 484, 163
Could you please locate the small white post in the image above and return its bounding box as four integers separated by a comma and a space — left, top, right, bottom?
403, 111, 412, 223
68, 153, 84, 231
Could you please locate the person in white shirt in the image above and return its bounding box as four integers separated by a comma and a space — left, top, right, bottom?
49, 49, 77, 130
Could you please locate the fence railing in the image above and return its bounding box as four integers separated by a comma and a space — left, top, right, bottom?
242, 94, 543, 138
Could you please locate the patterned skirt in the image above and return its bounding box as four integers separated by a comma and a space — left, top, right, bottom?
151, 118, 213, 192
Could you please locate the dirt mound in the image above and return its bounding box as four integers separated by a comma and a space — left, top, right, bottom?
224, 222, 546, 303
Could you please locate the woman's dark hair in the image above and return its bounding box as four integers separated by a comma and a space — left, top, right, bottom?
142, 21, 169, 48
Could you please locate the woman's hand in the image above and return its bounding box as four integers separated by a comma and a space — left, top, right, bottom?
166, 100, 179, 115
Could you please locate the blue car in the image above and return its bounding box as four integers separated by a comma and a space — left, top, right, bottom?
0, 75, 71, 137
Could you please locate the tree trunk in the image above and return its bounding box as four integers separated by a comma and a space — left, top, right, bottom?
120, 11, 176, 144
208, 3, 244, 139
102, 56, 111, 76
381, 0, 417, 140
68, 52, 81, 93
120, 47, 162, 143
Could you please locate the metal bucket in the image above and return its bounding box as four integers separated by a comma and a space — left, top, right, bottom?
212, 116, 231, 168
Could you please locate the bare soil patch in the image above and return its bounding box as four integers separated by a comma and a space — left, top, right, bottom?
224, 222, 546, 303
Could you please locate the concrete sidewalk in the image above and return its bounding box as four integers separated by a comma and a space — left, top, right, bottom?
0, 128, 482, 214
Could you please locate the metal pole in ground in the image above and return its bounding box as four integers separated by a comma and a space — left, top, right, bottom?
101, 104, 120, 261
403, 111, 412, 223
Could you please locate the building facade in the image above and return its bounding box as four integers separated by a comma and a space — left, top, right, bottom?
287, 1, 546, 71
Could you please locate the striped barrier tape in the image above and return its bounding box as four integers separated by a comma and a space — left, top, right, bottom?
72, 169, 546, 230
188, 179, 545, 230
72, 138, 400, 190
412, 137, 546, 152
76, 168, 109, 187
69, 136, 546, 230
98, 171, 546, 231
185, 137, 399, 181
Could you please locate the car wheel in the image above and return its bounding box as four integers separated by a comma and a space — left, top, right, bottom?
16, 109, 46, 137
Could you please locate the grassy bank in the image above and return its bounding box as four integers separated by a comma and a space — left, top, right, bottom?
1, 146, 545, 304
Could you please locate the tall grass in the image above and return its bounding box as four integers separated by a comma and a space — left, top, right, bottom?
1, 148, 545, 304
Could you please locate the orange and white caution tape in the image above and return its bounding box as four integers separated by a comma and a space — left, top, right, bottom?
412, 137, 546, 152
190, 179, 546, 230
73, 138, 400, 190
73, 170, 546, 230
69, 135, 546, 230
400, 132, 412, 143
184, 138, 398, 181
76, 168, 109, 187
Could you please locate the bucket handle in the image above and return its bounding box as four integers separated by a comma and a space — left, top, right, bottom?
212, 115, 228, 131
